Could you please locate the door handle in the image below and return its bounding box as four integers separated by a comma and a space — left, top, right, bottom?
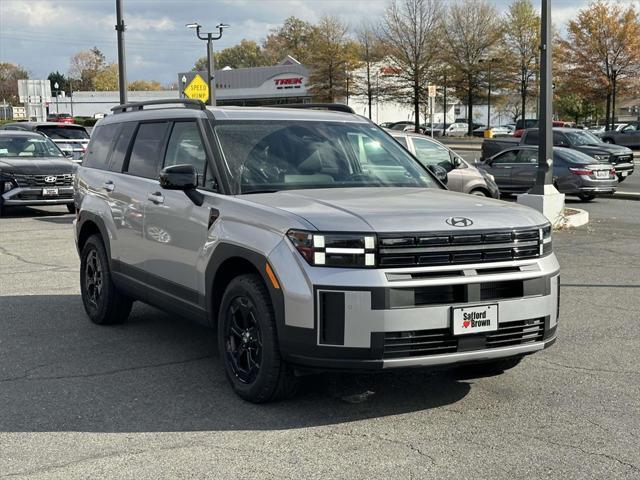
147, 192, 164, 204
102, 181, 115, 192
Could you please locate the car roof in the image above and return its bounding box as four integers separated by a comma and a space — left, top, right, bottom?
98, 105, 370, 126
2, 122, 85, 129
0, 130, 46, 138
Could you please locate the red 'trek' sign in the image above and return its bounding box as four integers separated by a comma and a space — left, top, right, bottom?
274, 77, 303, 88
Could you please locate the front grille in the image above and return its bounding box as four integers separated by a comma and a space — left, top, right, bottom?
614, 155, 633, 163
378, 228, 543, 268
13, 174, 73, 187
382, 317, 545, 359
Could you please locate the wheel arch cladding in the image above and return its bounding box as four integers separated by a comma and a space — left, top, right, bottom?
78, 213, 111, 259
206, 243, 285, 331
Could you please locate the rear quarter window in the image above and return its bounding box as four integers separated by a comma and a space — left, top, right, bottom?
84, 123, 120, 170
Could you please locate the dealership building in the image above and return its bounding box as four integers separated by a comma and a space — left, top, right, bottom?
47, 56, 459, 124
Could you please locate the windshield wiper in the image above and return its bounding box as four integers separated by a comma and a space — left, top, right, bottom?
240, 189, 280, 195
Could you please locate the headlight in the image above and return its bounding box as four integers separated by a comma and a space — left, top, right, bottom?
540, 223, 552, 255
593, 154, 610, 161
287, 230, 377, 267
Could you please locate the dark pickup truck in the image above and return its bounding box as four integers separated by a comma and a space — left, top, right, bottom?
482, 127, 634, 182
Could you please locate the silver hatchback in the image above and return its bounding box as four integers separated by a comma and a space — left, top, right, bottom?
388, 130, 500, 198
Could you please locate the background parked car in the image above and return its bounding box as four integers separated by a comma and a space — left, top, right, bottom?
472, 125, 513, 137
0, 130, 76, 216
388, 130, 500, 197
0, 122, 89, 163
379, 121, 415, 131
482, 127, 634, 182
598, 121, 640, 148
46, 113, 75, 124
477, 146, 617, 202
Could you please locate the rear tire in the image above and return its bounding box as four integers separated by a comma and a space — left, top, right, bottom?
577, 193, 595, 202
218, 273, 297, 403
470, 189, 488, 197
80, 234, 132, 325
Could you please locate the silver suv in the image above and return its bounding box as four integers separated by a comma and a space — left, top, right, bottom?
74, 100, 559, 403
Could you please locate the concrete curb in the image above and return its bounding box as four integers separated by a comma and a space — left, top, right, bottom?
612, 191, 640, 200
562, 208, 589, 228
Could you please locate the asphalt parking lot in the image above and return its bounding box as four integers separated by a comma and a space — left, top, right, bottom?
1, 197, 639, 479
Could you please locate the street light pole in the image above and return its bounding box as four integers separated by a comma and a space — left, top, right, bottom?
611, 65, 618, 131
54, 82, 59, 114
115, 0, 128, 105
187, 22, 229, 106
443, 71, 448, 136
531, 0, 554, 193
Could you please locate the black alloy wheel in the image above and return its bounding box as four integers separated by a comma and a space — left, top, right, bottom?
80, 234, 132, 325
84, 249, 103, 310
225, 295, 263, 384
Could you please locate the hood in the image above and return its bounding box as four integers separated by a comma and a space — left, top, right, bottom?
576, 144, 632, 155
0, 157, 77, 175
242, 187, 548, 232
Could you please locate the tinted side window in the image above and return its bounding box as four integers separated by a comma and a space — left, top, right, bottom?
553, 132, 567, 146
126, 122, 169, 179
493, 150, 518, 164
84, 123, 120, 169
108, 121, 136, 172
523, 131, 538, 145
516, 149, 538, 164
394, 136, 408, 148
163, 122, 207, 186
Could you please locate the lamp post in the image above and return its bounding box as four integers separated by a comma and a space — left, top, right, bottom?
115, 0, 127, 105
611, 64, 618, 131
181, 75, 187, 99
186, 22, 229, 106
53, 82, 60, 114
479, 58, 495, 129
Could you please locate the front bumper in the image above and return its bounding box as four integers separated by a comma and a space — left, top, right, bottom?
612, 162, 634, 176
2, 186, 74, 206
269, 239, 560, 371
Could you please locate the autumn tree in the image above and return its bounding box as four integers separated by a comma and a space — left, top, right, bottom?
442, 0, 503, 134
0, 63, 29, 104
503, 0, 539, 123
307, 16, 354, 103
262, 17, 317, 64
558, 0, 640, 130
351, 23, 388, 119
69, 47, 106, 90
379, 0, 443, 133
128, 80, 162, 91
93, 64, 119, 91
194, 39, 269, 71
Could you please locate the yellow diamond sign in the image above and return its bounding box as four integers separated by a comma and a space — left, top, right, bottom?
184, 74, 209, 103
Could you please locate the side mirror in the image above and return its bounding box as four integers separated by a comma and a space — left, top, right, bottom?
64, 152, 74, 159
428, 165, 448, 185
159, 164, 197, 190
159, 164, 204, 206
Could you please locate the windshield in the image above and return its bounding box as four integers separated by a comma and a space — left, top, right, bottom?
214, 121, 438, 194
0, 135, 65, 158
36, 126, 89, 140
564, 130, 603, 146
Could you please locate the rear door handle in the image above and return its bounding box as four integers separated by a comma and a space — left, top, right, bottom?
147, 192, 164, 204
102, 181, 115, 192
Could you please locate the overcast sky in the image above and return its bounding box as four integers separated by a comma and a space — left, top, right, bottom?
1, 0, 639, 85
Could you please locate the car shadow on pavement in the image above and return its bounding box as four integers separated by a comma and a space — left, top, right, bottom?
33, 215, 74, 225
0, 295, 471, 433
0, 206, 70, 219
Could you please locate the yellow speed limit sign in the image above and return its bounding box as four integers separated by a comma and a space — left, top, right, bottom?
184, 74, 209, 103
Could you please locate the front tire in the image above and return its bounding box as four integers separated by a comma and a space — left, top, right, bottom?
218, 274, 297, 403
470, 189, 488, 197
617, 174, 627, 183
577, 193, 595, 202
66, 203, 75, 214
80, 235, 132, 325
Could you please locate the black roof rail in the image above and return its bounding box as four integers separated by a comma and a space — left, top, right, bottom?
266, 103, 355, 114
111, 98, 206, 114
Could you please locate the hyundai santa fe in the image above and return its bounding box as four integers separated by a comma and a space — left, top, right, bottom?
74, 100, 559, 403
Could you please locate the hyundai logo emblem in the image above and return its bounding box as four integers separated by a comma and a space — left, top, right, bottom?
44, 176, 57, 184
446, 216, 473, 227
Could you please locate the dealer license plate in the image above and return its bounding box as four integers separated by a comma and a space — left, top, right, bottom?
42, 187, 59, 196
452, 304, 498, 335
595, 170, 608, 179
621, 171, 628, 177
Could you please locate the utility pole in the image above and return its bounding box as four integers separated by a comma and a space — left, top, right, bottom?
187, 22, 229, 106
115, 0, 128, 105
531, 0, 554, 193
54, 82, 59, 114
